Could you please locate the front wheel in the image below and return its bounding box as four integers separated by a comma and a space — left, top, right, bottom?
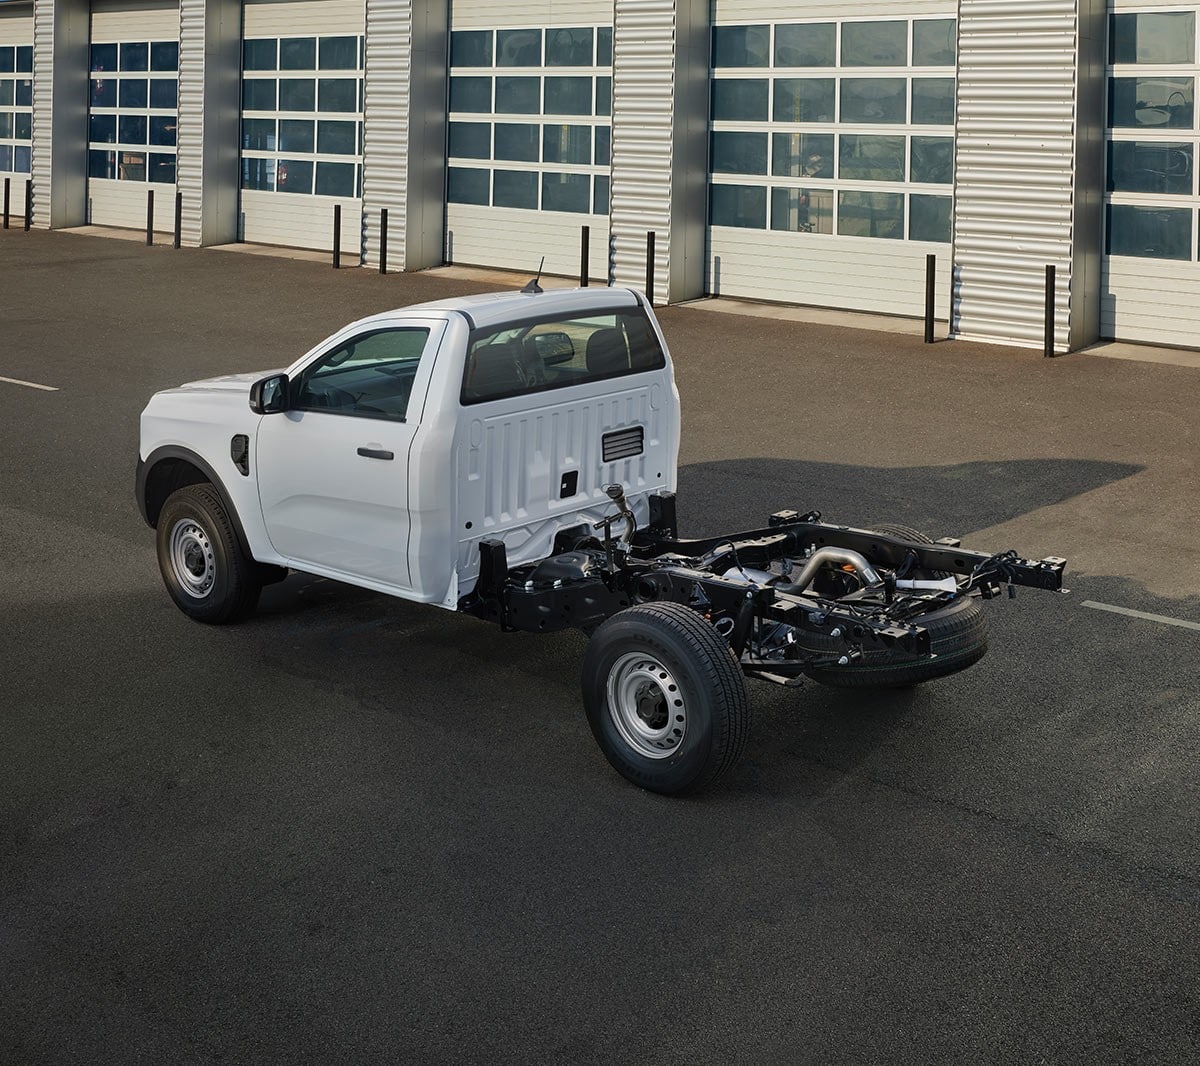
156, 483, 261, 624
581, 602, 750, 796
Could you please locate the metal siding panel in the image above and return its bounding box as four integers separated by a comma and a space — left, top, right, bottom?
175, 0, 203, 244
243, 0, 364, 37
450, 1, 613, 29
0, 6, 33, 203
446, 203, 611, 280
714, 1, 956, 18
90, 0, 178, 41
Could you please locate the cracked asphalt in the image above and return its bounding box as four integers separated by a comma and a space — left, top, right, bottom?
2, 229, 1198, 1064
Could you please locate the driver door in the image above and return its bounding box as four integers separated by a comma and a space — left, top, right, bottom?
255, 320, 446, 590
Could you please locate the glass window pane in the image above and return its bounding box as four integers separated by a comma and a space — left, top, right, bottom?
242, 78, 276, 112
314, 119, 352, 155
771, 132, 834, 177
1110, 13, 1195, 66
13, 145, 30, 173
541, 172, 590, 213
595, 125, 611, 166
318, 79, 357, 112
842, 22, 907, 67
841, 79, 907, 124
121, 42, 148, 72
450, 76, 492, 113
91, 79, 117, 109
244, 39, 277, 71
315, 160, 354, 196
149, 153, 176, 184
773, 78, 835, 123
242, 117, 275, 149
911, 136, 953, 184
279, 119, 314, 153
0, 80, 15, 107
242, 157, 275, 190
496, 76, 540, 114
0, 114, 11, 139
912, 79, 955, 126
710, 184, 766, 228
451, 31, 492, 68
151, 41, 179, 72
14, 112, 30, 140
276, 158, 313, 194
0, 146, 10, 171
547, 28, 593, 67
0, 47, 14, 73
774, 23, 835, 68
1108, 78, 1194, 129
493, 169, 539, 209
90, 43, 117, 73
15, 78, 30, 107
448, 166, 490, 205
711, 131, 768, 175
542, 124, 591, 164
118, 115, 147, 144
118, 151, 146, 181
596, 76, 611, 117
89, 149, 116, 178
594, 174, 610, 215
1107, 205, 1191, 259
497, 29, 542, 67
910, 194, 952, 242
494, 123, 540, 161
150, 115, 178, 146
15, 45, 31, 73
449, 121, 490, 159
771, 187, 834, 233
597, 28, 613, 67
280, 38, 316, 70
279, 78, 316, 111
120, 80, 148, 108
320, 36, 358, 70
838, 191, 905, 238
913, 20, 957, 67
150, 79, 178, 110
1108, 141, 1193, 195
839, 135, 906, 181
712, 79, 768, 122
712, 26, 769, 68
545, 76, 592, 115
89, 114, 116, 144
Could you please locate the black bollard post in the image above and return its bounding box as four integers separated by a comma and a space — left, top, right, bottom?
924, 253, 936, 344
379, 208, 388, 275
173, 191, 182, 249
646, 230, 655, 304
3, 177, 9, 230
580, 225, 590, 287
333, 204, 341, 268
146, 189, 154, 246
24, 178, 32, 231
1044, 265, 1056, 358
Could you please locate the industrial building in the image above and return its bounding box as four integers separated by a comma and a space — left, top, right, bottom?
2, 0, 1198, 351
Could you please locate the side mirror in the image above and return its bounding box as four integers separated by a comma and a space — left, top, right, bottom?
249, 373, 290, 414
532, 331, 575, 365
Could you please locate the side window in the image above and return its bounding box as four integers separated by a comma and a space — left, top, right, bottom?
294, 327, 430, 420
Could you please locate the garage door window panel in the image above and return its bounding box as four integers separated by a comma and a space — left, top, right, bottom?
773, 79, 834, 123
1107, 204, 1192, 259
494, 169, 538, 209
1110, 12, 1195, 66
774, 23, 835, 68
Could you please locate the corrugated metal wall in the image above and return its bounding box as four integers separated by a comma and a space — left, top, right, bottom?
175, 0, 203, 244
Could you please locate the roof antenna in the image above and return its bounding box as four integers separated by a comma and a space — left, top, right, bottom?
522, 257, 545, 294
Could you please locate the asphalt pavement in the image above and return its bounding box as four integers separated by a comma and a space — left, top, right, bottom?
2, 229, 1198, 1065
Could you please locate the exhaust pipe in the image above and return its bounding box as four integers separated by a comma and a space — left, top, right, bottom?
777, 548, 881, 595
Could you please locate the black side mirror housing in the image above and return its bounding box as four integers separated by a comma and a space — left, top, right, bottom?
532, 331, 575, 366
249, 373, 290, 414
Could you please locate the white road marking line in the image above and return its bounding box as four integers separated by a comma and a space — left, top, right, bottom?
0, 375, 59, 392
1081, 600, 1200, 633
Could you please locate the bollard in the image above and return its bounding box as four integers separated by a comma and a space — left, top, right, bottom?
645, 230, 655, 305
1044, 265, 1056, 358
3, 177, 8, 230
333, 204, 341, 268
379, 208, 388, 275
24, 178, 32, 231
580, 225, 590, 287
924, 253, 936, 344
146, 189, 154, 246
173, 191, 182, 249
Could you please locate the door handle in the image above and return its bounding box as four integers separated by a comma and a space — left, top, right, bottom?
356, 447, 394, 461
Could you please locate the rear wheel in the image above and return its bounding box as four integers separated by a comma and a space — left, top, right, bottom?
582, 602, 750, 795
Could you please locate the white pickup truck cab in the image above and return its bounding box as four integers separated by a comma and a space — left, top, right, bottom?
138, 285, 1066, 795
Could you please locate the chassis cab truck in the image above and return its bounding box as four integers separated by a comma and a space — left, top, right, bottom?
138, 286, 1066, 795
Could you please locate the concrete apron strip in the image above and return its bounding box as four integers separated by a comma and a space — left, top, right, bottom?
0, 375, 58, 391
1081, 600, 1200, 633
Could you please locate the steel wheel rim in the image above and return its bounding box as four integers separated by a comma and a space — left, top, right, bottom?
168, 518, 216, 599
606, 651, 687, 760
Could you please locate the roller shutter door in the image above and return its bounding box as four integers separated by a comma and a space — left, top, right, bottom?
86, 0, 179, 232
0, 6, 33, 220
240, 0, 365, 255
446, 0, 613, 281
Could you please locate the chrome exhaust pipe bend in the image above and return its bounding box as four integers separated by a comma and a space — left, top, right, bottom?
781, 548, 882, 594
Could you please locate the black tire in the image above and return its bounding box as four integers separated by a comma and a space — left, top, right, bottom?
582, 602, 750, 796
870, 523, 949, 579
156, 483, 261, 624
801, 594, 988, 689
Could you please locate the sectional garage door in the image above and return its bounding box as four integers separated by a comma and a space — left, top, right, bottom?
445, 0, 613, 281
0, 5, 33, 221
240, 0, 365, 254
87, 0, 179, 232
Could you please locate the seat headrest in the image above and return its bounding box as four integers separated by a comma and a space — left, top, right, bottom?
586, 328, 629, 376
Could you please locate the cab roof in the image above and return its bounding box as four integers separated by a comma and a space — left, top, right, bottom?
359, 286, 646, 332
